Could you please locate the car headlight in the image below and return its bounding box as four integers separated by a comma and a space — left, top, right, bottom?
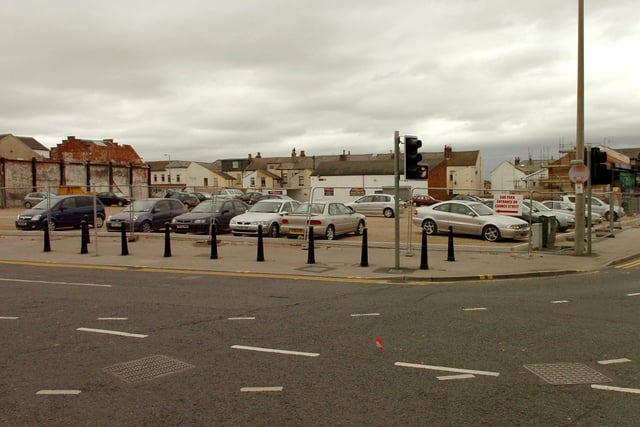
32, 214, 41, 221
254, 220, 269, 226
171, 218, 177, 223
194, 218, 208, 224
506, 224, 520, 229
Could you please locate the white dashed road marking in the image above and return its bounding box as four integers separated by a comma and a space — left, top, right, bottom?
626, 293, 640, 297
395, 362, 500, 377
36, 390, 81, 395
598, 358, 631, 365
228, 317, 256, 320
350, 313, 381, 317
462, 307, 487, 311
231, 345, 319, 357
0, 278, 111, 288
241, 386, 284, 392
77, 327, 147, 338
437, 374, 476, 381
551, 300, 569, 304
1, 317, 19, 320
97, 317, 128, 321
592, 384, 640, 395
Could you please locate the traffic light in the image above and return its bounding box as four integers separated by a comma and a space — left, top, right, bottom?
589, 147, 610, 185
404, 136, 428, 180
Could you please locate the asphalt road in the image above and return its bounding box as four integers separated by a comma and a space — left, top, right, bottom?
2, 262, 640, 426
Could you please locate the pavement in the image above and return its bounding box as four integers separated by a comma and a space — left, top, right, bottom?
1, 217, 639, 284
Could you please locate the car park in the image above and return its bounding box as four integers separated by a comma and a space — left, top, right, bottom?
96, 191, 130, 206
406, 194, 441, 207
230, 199, 300, 237
413, 200, 529, 242
560, 195, 625, 221
347, 194, 399, 218
107, 198, 188, 232
15, 195, 105, 231
281, 202, 366, 240
165, 191, 200, 209
22, 191, 55, 208
541, 200, 603, 224
172, 199, 249, 234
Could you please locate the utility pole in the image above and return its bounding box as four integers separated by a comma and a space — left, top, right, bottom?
574, 0, 586, 255
394, 131, 400, 270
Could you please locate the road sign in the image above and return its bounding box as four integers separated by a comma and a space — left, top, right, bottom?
493, 194, 523, 216
569, 162, 590, 184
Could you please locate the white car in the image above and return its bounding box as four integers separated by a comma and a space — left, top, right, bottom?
541, 200, 603, 224
281, 202, 366, 240
230, 199, 300, 237
211, 188, 244, 200
560, 195, 625, 221
413, 200, 530, 242
347, 194, 399, 218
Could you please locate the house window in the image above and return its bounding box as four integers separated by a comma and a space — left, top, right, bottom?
161, 174, 165, 182
203, 178, 208, 187
250, 177, 255, 187
282, 173, 288, 184
268, 164, 275, 170
261, 177, 266, 187
235, 176, 241, 185
176, 174, 181, 183
153, 174, 158, 182
232, 161, 239, 169
213, 178, 218, 187
298, 175, 304, 186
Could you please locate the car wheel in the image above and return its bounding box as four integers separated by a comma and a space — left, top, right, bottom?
324, 225, 335, 240
44, 220, 56, 232
267, 223, 279, 238
140, 221, 152, 233
95, 215, 104, 229
24, 201, 32, 208
383, 208, 394, 218
482, 225, 500, 242
355, 220, 365, 235
117, 201, 124, 207
422, 219, 437, 235
605, 211, 617, 221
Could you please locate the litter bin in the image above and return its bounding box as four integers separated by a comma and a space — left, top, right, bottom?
540, 215, 557, 249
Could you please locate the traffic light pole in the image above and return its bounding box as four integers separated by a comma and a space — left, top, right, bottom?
394, 131, 401, 270
574, 0, 585, 256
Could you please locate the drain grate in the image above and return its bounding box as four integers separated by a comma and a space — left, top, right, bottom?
524, 362, 612, 385
103, 355, 195, 384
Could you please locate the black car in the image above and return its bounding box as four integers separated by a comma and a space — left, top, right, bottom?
16, 195, 106, 231
171, 199, 249, 234
165, 191, 200, 209
96, 192, 130, 206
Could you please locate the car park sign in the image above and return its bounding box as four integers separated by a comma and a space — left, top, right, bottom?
493, 194, 523, 216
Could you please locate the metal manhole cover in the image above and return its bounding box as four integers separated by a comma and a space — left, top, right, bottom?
524, 363, 612, 385
103, 355, 195, 384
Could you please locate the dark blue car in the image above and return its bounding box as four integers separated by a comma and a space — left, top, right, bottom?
15, 195, 106, 231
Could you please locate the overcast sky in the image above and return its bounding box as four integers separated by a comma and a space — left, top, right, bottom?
2, 0, 638, 174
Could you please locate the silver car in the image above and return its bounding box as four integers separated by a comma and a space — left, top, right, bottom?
347, 194, 399, 218
541, 200, 603, 224
524, 200, 575, 232
230, 199, 300, 237
281, 202, 366, 240
413, 200, 529, 242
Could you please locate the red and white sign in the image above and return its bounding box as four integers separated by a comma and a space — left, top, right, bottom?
569, 163, 590, 184
493, 194, 523, 216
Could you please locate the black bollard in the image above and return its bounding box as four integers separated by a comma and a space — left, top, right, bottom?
210, 223, 218, 260
43, 223, 51, 252
307, 226, 315, 264
80, 220, 88, 254
257, 225, 265, 262
360, 227, 369, 267
447, 226, 455, 262
120, 225, 129, 256
420, 227, 429, 270
83, 215, 90, 244
163, 222, 172, 257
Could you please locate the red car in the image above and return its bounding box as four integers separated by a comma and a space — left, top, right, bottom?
406, 194, 441, 207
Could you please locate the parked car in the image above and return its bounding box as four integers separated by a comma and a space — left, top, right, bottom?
561, 195, 625, 221
541, 200, 603, 224
281, 202, 366, 240
16, 195, 105, 231
106, 198, 188, 232
165, 191, 200, 209
22, 191, 55, 208
172, 199, 249, 234
230, 199, 301, 237
412, 200, 529, 242
484, 199, 560, 230
451, 194, 485, 202
211, 188, 245, 200
347, 194, 399, 218
406, 194, 441, 207
236, 191, 269, 205
523, 200, 575, 232
96, 191, 130, 206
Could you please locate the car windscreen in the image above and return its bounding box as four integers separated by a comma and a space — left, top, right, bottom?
191, 200, 224, 213
125, 200, 156, 212
292, 203, 324, 214
32, 196, 63, 210
249, 202, 281, 213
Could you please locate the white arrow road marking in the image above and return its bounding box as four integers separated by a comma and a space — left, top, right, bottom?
77, 327, 147, 338
395, 361, 500, 377
0, 278, 110, 287
231, 345, 319, 357
592, 384, 640, 395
